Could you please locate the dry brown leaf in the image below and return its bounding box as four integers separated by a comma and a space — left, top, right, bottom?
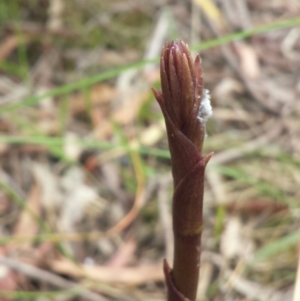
59, 167, 100, 233
112, 90, 150, 125
47, 0, 64, 31
225, 200, 288, 214
63, 132, 83, 161
0, 36, 19, 60
213, 77, 244, 105
226, 270, 292, 301
220, 216, 243, 260
50, 257, 163, 285
193, 0, 226, 31
220, 216, 254, 261
235, 42, 261, 79
93, 120, 112, 140
33, 163, 63, 210
0, 266, 17, 301
13, 183, 41, 248
105, 237, 136, 267
139, 120, 165, 146
69, 84, 116, 115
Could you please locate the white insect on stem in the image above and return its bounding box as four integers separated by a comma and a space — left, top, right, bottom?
197, 89, 213, 124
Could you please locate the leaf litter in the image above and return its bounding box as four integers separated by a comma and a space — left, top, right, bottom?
0, 0, 299, 300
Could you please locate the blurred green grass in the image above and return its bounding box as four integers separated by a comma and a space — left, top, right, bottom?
1, 17, 300, 114
1, 15, 300, 252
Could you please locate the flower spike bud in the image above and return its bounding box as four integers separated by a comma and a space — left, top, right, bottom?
153, 41, 213, 301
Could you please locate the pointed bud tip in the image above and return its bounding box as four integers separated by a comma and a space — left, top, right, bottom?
152, 87, 163, 103
163, 259, 171, 274
203, 152, 214, 167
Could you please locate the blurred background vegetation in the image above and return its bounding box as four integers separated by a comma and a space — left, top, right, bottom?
0, 0, 300, 300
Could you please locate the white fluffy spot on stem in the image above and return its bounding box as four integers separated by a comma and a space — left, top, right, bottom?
197, 89, 213, 123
